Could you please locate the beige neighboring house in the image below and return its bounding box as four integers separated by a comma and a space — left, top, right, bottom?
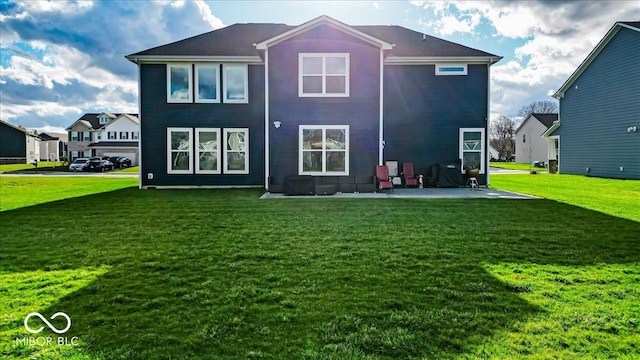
66, 113, 139, 164
38, 132, 68, 161
515, 113, 558, 164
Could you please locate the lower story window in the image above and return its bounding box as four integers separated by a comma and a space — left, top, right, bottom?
167, 128, 193, 174
196, 128, 221, 174
224, 128, 249, 174
299, 125, 349, 175
459, 128, 485, 173
167, 127, 247, 175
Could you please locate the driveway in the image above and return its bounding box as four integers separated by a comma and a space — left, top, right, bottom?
490, 167, 528, 174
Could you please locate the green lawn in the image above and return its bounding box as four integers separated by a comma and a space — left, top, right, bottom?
1, 178, 639, 359
0, 177, 137, 211
490, 162, 549, 173
0, 162, 66, 173
491, 173, 640, 222
109, 166, 139, 174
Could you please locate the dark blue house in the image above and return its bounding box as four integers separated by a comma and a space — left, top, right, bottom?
548, 21, 639, 180
126, 16, 501, 190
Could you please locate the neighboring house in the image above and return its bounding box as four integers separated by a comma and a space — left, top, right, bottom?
126, 15, 501, 189
488, 145, 500, 161
514, 113, 557, 164
66, 113, 140, 164
547, 21, 639, 179
38, 132, 68, 161
0, 119, 40, 164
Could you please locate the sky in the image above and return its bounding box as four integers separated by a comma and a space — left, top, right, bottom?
1, 0, 638, 133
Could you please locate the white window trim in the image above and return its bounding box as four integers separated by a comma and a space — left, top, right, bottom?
459, 128, 485, 174
195, 128, 221, 174
298, 53, 350, 97
222, 64, 249, 104
195, 64, 221, 103
120, 131, 129, 140
299, 125, 349, 176
167, 127, 193, 174
223, 128, 249, 174
436, 63, 468, 76
71, 131, 79, 141
100, 116, 109, 124
167, 63, 193, 103
132, 131, 139, 140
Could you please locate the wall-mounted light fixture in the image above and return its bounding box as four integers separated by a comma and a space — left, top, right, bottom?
273, 121, 281, 129
627, 126, 637, 133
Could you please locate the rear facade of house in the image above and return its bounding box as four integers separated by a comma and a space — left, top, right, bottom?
127, 16, 501, 189
550, 22, 639, 179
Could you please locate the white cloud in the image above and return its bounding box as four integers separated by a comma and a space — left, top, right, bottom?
412, 0, 640, 117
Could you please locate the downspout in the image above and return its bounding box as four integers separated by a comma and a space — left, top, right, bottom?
379, 48, 384, 165
486, 63, 491, 187
264, 48, 270, 190
136, 59, 143, 189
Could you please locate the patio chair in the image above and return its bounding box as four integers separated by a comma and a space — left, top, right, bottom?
375, 165, 394, 192
402, 162, 418, 187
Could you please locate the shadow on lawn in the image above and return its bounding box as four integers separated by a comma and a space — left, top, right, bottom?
1, 189, 639, 359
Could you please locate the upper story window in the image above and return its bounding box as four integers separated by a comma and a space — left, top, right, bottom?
71, 131, 79, 141
132, 131, 139, 140
223, 64, 248, 104
436, 63, 468, 76
83, 132, 91, 141
167, 64, 192, 103
195, 64, 220, 103
299, 53, 349, 97
120, 131, 129, 140
108, 131, 117, 140
96, 132, 102, 141
99, 116, 109, 124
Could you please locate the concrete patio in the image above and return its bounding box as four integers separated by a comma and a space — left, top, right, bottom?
261, 187, 538, 199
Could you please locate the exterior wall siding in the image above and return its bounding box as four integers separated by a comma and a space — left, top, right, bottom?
139, 63, 265, 187
268, 25, 381, 185
383, 63, 489, 183
556, 27, 640, 179
515, 118, 550, 163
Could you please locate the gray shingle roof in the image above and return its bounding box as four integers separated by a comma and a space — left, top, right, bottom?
128, 21, 498, 59
68, 113, 139, 131
531, 113, 558, 128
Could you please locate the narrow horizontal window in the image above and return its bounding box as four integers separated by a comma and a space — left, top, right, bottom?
436, 63, 468, 76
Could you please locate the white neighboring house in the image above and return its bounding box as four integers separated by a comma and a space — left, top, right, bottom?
90, 114, 140, 165
514, 113, 558, 164
488, 145, 500, 161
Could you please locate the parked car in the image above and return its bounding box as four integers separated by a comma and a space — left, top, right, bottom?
108, 156, 132, 169
69, 158, 90, 172
87, 156, 115, 172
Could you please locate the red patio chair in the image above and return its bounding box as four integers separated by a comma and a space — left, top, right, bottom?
375, 165, 394, 192
402, 162, 418, 187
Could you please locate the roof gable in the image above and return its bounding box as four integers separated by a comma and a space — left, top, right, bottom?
515, 113, 558, 134
255, 15, 393, 50
104, 114, 139, 129
553, 21, 640, 98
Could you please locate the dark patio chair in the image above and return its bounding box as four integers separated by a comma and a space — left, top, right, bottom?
375, 165, 394, 192
402, 162, 418, 187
